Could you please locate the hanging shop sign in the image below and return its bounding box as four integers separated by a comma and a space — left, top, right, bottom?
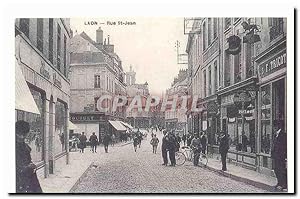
207, 101, 219, 115
241, 21, 261, 44
259, 51, 286, 78
225, 35, 241, 55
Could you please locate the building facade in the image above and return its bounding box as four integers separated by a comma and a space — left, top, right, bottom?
185, 18, 287, 176
69, 28, 127, 141
15, 18, 71, 178
165, 69, 188, 134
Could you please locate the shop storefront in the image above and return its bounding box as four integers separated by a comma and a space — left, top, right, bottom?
256, 43, 286, 175
218, 79, 258, 170
15, 34, 70, 177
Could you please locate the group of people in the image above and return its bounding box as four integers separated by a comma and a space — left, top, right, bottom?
76, 132, 114, 154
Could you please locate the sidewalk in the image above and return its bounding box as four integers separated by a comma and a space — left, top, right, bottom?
37, 142, 131, 193
203, 155, 278, 192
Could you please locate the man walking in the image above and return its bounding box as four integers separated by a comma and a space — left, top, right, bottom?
161, 131, 169, 166
219, 132, 229, 171
190, 133, 202, 166
89, 132, 98, 153
79, 132, 87, 153
182, 133, 187, 146
168, 131, 177, 166
103, 133, 111, 153
150, 134, 159, 154
271, 122, 287, 191
201, 132, 207, 154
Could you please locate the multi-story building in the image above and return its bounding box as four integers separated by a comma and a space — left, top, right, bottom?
15, 18, 71, 177
69, 28, 127, 141
185, 17, 287, 176
165, 69, 188, 134
125, 66, 151, 128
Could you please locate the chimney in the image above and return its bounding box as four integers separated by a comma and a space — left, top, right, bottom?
96, 27, 103, 44
107, 35, 110, 45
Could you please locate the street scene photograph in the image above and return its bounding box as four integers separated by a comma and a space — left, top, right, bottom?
14, 16, 291, 194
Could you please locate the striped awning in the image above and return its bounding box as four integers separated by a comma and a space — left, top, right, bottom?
120, 121, 133, 129
108, 120, 127, 131
15, 59, 40, 114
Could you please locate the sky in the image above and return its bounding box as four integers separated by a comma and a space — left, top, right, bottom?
70, 17, 188, 95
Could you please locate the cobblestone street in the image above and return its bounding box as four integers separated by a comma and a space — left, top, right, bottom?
71, 132, 269, 193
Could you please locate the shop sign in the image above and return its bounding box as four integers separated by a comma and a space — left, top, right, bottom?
40, 61, 50, 80
70, 114, 104, 122
207, 101, 218, 115
221, 94, 235, 105
53, 72, 62, 89
259, 51, 286, 78
238, 109, 254, 114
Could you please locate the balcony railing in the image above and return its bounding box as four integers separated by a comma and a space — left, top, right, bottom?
270, 21, 284, 41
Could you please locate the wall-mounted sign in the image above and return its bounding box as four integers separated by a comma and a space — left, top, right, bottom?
70, 113, 104, 122
259, 51, 286, 78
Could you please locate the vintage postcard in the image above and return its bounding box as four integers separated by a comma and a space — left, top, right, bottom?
13, 15, 294, 194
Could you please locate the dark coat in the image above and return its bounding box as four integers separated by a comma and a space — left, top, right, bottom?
219, 135, 229, 154
89, 135, 98, 145
103, 135, 111, 145
201, 135, 207, 148
161, 135, 169, 151
271, 130, 287, 160
16, 142, 42, 193
167, 134, 177, 151
78, 135, 87, 149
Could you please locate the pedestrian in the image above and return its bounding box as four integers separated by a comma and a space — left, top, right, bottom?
200, 132, 207, 154
89, 132, 98, 153
78, 132, 87, 153
111, 133, 116, 146
161, 130, 169, 165
182, 133, 187, 146
167, 131, 177, 166
137, 129, 143, 148
219, 131, 230, 171
271, 121, 287, 191
150, 134, 159, 154
187, 133, 194, 147
176, 133, 181, 147
133, 134, 139, 152
103, 133, 111, 153
16, 121, 43, 193
190, 133, 202, 166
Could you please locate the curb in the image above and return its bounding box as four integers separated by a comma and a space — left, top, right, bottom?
204, 163, 275, 192
69, 162, 94, 193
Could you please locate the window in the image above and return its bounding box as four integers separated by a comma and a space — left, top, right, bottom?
49, 19, 54, 64
20, 18, 29, 38
269, 18, 284, 41
203, 70, 207, 97
203, 21, 206, 50
63, 35, 67, 77
224, 53, 231, 87
261, 85, 271, 154
246, 43, 254, 78
94, 75, 101, 88
208, 66, 212, 95
213, 18, 217, 39
16, 88, 45, 163
57, 24, 61, 71
234, 52, 242, 83
225, 18, 231, 30
37, 18, 43, 53
55, 100, 67, 155
208, 18, 212, 45
214, 60, 218, 91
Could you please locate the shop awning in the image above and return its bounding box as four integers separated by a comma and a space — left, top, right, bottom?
108, 120, 127, 131
120, 121, 133, 129
15, 59, 40, 115
69, 121, 78, 130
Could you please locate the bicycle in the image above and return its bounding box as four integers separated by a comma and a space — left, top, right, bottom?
175, 146, 208, 166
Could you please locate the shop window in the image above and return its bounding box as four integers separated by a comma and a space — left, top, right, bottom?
260, 85, 272, 154
54, 100, 67, 155
16, 88, 45, 163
